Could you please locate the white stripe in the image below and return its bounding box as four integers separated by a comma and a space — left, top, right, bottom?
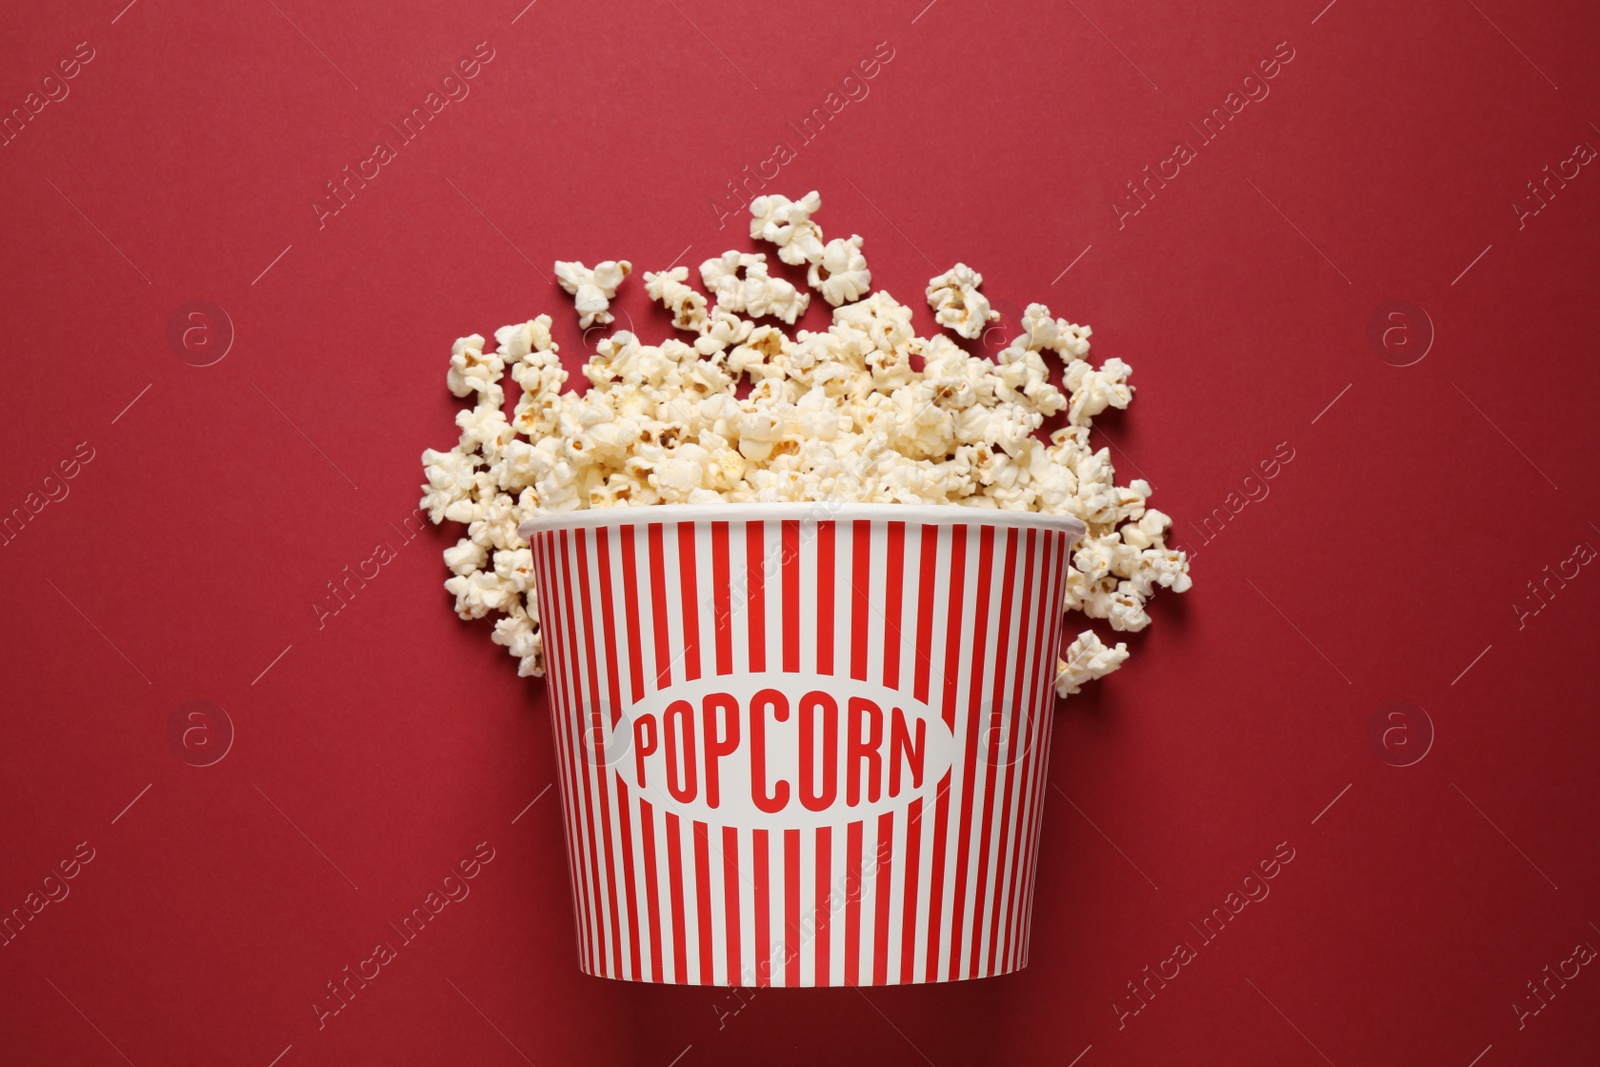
584, 529, 624, 976
962, 526, 1008, 975
737, 827, 757, 985
1004, 529, 1056, 972
656, 523, 685, 692
861, 520, 885, 687
796, 830, 817, 986
725, 530, 756, 985
599, 531, 640, 980
829, 817, 848, 984
923, 523, 956, 982
581, 533, 617, 974
935, 525, 981, 979
687, 519, 718, 681
681, 526, 707, 981
707, 830, 730, 986
796, 519, 817, 675
1017, 533, 1070, 967
542, 534, 593, 971
879, 807, 902, 982
618, 529, 656, 981
642, 524, 680, 981
728, 520, 751, 678
1010, 528, 1056, 972
678, 808, 702, 983
557, 530, 604, 973
909, 526, 945, 981
1011, 532, 1060, 971
767, 832, 787, 986
989, 531, 1038, 974
651, 800, 677, 982
972, 528, 1017, 974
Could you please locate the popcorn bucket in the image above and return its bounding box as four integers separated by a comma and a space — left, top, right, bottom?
519, 502, 1083, 986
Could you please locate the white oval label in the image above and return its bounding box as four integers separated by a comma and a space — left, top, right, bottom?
605, 674, 957, 830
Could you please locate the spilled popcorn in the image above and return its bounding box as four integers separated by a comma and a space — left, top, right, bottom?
420, 191, 1191, 695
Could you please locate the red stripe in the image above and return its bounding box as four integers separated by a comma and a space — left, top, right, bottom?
872, 811, 894, 985
1006, 528, 1061, 971
782, 520, 800, 673
712, 521, 733, 674
814, 826, 832, 984
648, 524, 672, 689
925, 525, 968, 982
812, 521, 838, 671
677, 521, 702, 681
558, 529, 607, 973
531, 534, 584, 965
723, 826, 742, 984
844, 820, 863, 984
988, 528, 1037, 975
665, 811, 688, 983
613, 779, 640, 978
969, 527, 1019, 976
947, 525, 995, 979
784, 828, 801, 986
539, 531, 587, 969
1019, 533, 1075, 965
595, 529, 643, 980
882, 522, 905, 689
850, 520, 871, 681
746, 522, 766, 672
753, 828, 772, 986
1023, 533, 1073, 963
913, 525, 939, 704
575, 529, 623, 977
542, 532, 593, 971
620, 527, 645, 704
694, 821, 714, 984
639, 798, 664, 981
871, 520, 900, 987
1001, 528, 1052, 972
899, 799, 922, 985
900, 524, 938, 983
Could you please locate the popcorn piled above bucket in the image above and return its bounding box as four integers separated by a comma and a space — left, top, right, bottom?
420, 191, 1191, 695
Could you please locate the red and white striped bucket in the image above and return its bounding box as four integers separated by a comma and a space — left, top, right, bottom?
519, 502, 1083, 986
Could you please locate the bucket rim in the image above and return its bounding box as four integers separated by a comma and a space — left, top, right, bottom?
517, 502, 1087, 539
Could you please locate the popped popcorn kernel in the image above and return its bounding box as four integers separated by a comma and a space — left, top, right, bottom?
927, 263, 1000, 339
555, 259, 632, 329
422, 192, 1191, 695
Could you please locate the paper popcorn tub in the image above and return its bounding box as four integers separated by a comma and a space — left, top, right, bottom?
518, 502, 1084, 986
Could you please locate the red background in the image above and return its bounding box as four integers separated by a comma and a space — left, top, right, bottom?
2, 0, 1598, 1064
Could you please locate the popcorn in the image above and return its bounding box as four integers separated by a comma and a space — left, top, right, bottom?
444, 570, 515, 619
491, 603, 543, 678
442, 537, 487, 576
447, 334, 504, 401
644, 266, 709, 332
749, 190, 825, 266
700, 251, 810, 324
809, 235, 872, 306
926, 264, 999, 339
422, 191, 1191, 693
554, 259, 632, 329
1014, 303, 1092, 360
1057, 630, 1129, 697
